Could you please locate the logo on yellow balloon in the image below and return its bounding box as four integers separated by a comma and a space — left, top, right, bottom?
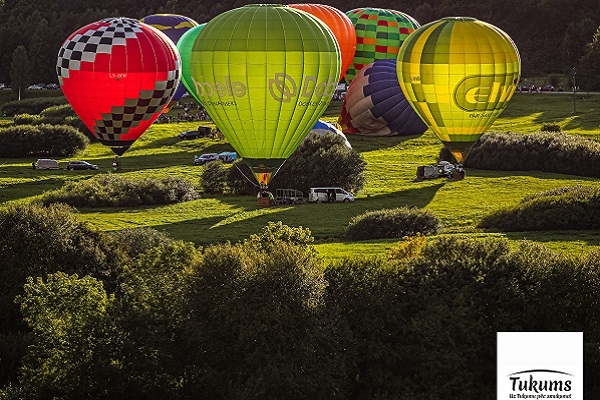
453, 75, 516, 112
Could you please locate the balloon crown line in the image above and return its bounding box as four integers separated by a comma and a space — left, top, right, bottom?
441, 16, 478, 21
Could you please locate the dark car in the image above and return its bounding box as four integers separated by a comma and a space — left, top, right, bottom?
67, 160, 98, 170
194, 153, 220, 165
177, 130, 202, 140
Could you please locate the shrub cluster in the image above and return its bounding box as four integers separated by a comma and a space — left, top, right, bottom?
0, 124, 89, 157
1, 97, 67, 116
200, 160, 227, 194
479, 184, 600, 231
40, 174, 199, 207
346, 206, 442, 240
2, 214, 600, 400
12, 104, 90, 136
458, 131, 600, 176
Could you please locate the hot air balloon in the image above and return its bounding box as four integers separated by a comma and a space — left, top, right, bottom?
345, 7, 419, 83
288, 4, 356, 80
339, 59, 427, 136
396, 17, 521, 163
140, 14, 199, 102
57, 17, 181, 156
308, 119, 352, 148
188, 4, 341, 186
177, 23, 206, 104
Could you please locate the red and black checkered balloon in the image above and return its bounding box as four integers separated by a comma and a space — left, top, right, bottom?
57, 17, 181, 155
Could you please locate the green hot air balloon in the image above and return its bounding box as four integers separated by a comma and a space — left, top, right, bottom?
397, 17, 521, 163
189, 4, 341, 186
177, 23, 206, 103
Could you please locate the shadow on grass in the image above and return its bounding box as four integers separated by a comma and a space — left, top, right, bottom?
0, 178, 67, 203
153, 183, 447, 246
501, 230, 600, 248
498, 93, 600, 131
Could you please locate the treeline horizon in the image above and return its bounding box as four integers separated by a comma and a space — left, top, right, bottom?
0, 0, 599, 86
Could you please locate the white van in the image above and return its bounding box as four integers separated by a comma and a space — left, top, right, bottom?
35, 159, 60, 170
308, 187, 354, 203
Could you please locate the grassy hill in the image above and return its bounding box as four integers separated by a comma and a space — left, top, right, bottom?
1, 91, 599, 262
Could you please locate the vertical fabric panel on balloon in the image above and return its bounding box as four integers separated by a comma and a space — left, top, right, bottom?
177, 23, 206, 104
57, 18, 181, 156
397, 17, 521, 163
288, 4, 356, 80
189, 4, 340, 185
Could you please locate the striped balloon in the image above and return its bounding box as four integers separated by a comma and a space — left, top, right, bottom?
339, 59, 427, 137
345, 7, 419, 83
397, 17, 521, 163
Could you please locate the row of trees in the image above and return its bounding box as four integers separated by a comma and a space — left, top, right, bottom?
1, 0, 600, 91
2, 205, 600, 399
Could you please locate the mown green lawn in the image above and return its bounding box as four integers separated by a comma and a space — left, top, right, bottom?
1, 92, 599, 261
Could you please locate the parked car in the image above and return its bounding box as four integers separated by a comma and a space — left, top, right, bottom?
35, 159, 60, 170
218, 151, 237, 163
67, 160, 98, 170
194, 153, 220, 165
308, 187, 354, 203
178, 129, 202, 140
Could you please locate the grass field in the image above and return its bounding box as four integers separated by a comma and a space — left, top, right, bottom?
1, 92, 600, 262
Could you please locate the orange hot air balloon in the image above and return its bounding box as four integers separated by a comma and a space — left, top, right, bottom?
288, 3, 356, 80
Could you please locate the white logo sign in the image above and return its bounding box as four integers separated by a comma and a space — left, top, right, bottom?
497, 332, 583, 400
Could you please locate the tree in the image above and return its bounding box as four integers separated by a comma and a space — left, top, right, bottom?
9, 45, 30, 100
560, 18, 597, 71
269, 132, 366, 195
28, 18, 56, 84
15, 273, 123, 399
576, 26, 600, 91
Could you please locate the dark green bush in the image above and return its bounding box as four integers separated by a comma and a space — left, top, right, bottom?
180, 241, 351, 400
1, 97, 67, 116
478, 185, 600, 231
456, 131, 600, 177
0, 124, 88, 157
227, 159, 258, 195
540, 122, 562, 132
346, 206, 441, 241
0, 203, 121, 333
12, 113, 40, 125
200, 160, 227, 194
41, 174, 199, 208
107, 227, 174, 260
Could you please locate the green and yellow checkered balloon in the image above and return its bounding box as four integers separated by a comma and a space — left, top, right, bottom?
397, 17, 521, 163
345, 7, 419, 84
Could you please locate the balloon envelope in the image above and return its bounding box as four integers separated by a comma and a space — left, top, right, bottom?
310, 119, 352, 148
345, 7, 419, 83
57, 17, 181, 155
188, 4, 340, 185
177, 23, 206, 104
397, 17, 521, 163
140, 14, 199, 102
339, 59, 427, 136
288, 4, 356, 80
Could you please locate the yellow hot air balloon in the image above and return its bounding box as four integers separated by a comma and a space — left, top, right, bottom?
396, 17, 521, 163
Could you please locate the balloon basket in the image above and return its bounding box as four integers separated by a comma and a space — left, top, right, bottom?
257, 197, 272, 207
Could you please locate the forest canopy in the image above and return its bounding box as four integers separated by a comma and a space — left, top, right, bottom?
0, 0, 599, 86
